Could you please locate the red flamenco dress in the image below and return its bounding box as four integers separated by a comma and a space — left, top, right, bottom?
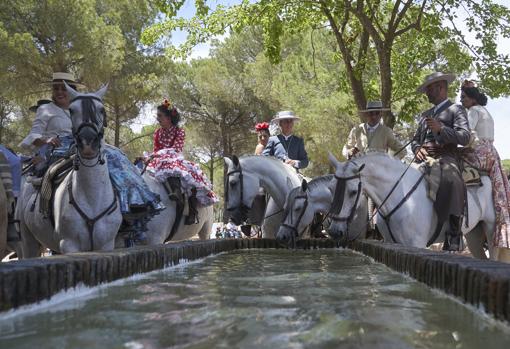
147, 126, 218, 206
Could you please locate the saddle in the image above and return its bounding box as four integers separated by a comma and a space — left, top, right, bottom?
38, 155, 75, 220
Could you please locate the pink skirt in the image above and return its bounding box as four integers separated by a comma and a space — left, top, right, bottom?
147, 149, 218, 206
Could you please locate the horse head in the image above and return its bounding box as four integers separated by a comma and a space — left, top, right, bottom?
276, 178, 311, 246
328, 152, 365, 242
224, 155, 260, 225
65, 82, 108, 166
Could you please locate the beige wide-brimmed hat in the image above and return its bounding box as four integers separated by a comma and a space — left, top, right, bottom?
417, 72, 456, 93
43, 72, 85, 88
360, 101, 390, 113
271, 110, 301, 123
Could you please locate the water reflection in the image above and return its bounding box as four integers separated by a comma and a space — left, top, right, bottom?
0, 249, 509, 349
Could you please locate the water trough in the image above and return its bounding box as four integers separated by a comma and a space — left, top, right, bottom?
0, 239, 509, 324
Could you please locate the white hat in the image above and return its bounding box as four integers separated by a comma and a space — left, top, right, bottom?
271, 110, 300, 123
43, 72, 85, 88
360, 101, 390, 113
417, 72, 456, 93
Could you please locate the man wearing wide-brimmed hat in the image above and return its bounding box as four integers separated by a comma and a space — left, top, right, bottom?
20, 72, 84, 151
262, 110, 308, 170
411, 72, 470, 252
342, 101, 406, 159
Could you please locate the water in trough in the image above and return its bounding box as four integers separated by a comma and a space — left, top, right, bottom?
0, 249, 509, 348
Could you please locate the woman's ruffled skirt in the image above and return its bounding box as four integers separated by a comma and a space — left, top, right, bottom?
469, 140, 510, 248
104, 145, 164, 218
147, 148, 219, 206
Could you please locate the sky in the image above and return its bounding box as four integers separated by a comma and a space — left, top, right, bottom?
135, 0, 510, 159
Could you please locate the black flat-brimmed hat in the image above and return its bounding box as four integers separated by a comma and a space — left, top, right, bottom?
28, 99, 52, 112
43, 72, 85, 88
360, 101, 390, 113
417, 72, 456, 93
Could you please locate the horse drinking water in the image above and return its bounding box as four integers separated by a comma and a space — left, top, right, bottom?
328, 152, 496, 259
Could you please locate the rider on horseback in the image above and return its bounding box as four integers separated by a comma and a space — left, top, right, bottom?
20, 72, 163, 245
262, 111, 309, 170
343, 101, 406, 159
146, 100, 218, 226
412, 72, 471, 252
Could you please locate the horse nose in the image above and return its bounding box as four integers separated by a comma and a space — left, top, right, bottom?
276, 230, 290, 244
329, 229, 344, 241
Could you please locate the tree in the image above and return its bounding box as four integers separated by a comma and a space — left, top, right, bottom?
144, 0, 510, 128
0, 0, 164, 151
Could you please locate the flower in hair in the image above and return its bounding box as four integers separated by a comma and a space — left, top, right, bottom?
255, 122, 270, 131
162, 99, 171, 109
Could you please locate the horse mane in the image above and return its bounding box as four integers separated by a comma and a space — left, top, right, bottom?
81, 97, 98, 125
287, 174, 334, 204
239, 155, 298, 177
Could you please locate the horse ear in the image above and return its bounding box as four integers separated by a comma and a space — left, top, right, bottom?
301, 179, 308, 192
95, 84, 108, 100
224, 157, 233, 169
358, 164, 365, 172
232, 155, 240, 167
328, 152, 340, 168
64, 81, 79, 101
286, 177, 294, 191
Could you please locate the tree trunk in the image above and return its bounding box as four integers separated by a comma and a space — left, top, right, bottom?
114, 104, 121, 147
379, 46, 395, 128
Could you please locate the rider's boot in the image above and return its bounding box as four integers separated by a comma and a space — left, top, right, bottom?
166, 177, 184, 204
185, 187, 199, 225
443, 215, 463, 252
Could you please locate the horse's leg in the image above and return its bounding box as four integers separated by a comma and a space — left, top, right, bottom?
198, 206, 213, 240
19, 220, 42, 258
465, 222, 487, 259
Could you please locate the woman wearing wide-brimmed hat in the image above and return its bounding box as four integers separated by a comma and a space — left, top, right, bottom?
262, 111, 308, 170
20, 72, 84, 150
342, 101, 406, 159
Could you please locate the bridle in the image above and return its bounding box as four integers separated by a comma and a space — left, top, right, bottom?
280, 193, 309, 239
329, 173, 364, 242
224, 167, 250, 220
67, 94, 117, 251
330, 162, 425, 244
71, 95, 106, 170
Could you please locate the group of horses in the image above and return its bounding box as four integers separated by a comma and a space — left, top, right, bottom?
0, 84, 497, 261
1, 84, 213, 260
225, 149, 496, 260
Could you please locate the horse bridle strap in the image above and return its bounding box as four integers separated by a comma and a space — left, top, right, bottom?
225, 168, 245, 211
281, 194, 309, 237
67, 175, 118, 251
330, 173, 360, 215
376, 173, 425, 243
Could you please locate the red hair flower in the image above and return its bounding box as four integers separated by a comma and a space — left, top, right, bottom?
255, 122, 269, 132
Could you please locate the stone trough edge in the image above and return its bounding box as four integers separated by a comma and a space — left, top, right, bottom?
0, 238, 508, 324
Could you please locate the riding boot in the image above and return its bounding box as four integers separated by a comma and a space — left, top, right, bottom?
7, 201, 20, 242
443, 215, 463, 252
166, 177, 184, 204
185, 187, 199, 225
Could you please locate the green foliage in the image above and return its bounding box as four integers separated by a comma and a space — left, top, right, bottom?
143, 0, 510, 127
0, 0, 164, 151
502, 159, 510, 175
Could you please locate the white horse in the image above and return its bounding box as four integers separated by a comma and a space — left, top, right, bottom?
276, 175, 369, 246
17, 84, 123, 257
141, 172, 213, 244
328, 152, 496, 259
224, 155, 301, 238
